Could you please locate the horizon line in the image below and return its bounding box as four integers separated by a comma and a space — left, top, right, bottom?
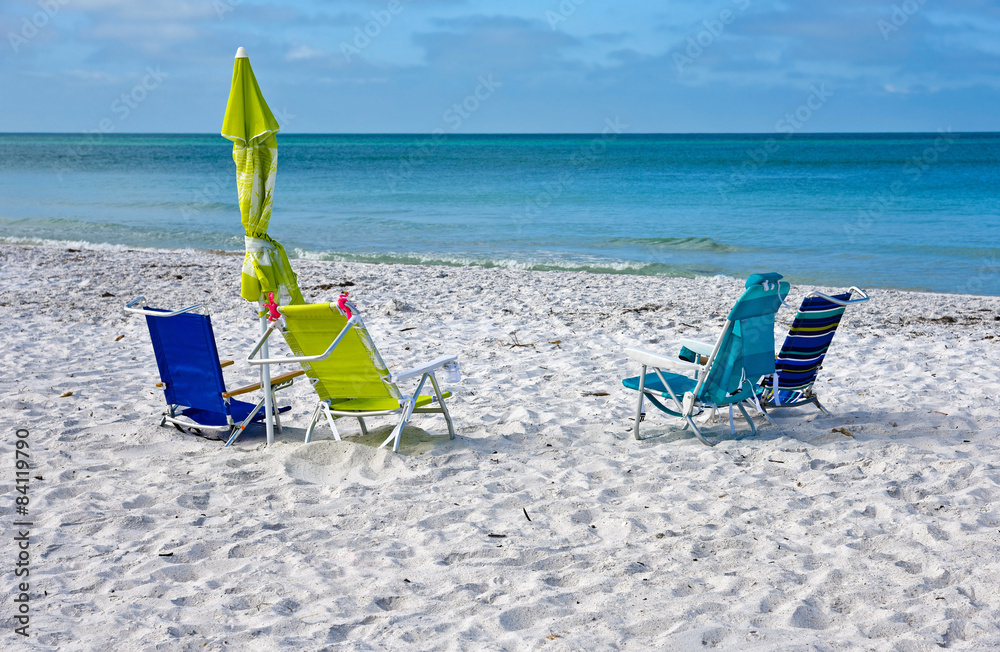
1, 130, 997, 136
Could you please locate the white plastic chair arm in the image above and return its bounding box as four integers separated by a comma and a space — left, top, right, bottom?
391, 354, 457, 383
624, 347, 702, 373
805, 287, 871, 305
678, 339, 715, 356
123, 296, 203, 317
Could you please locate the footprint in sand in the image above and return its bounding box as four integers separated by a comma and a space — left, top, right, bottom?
122, 494, 154, 509
701, 627, 727, 647
498, 605, 538, 631
176, 493, 210, 510
373, 596, 409, 611
790, 599, 830, 630
284, 439, 412, 485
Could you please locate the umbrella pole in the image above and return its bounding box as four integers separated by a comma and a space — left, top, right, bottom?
260, 312, 275, 445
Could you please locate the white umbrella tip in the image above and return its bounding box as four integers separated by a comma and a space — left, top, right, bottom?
235, 47, 248, 59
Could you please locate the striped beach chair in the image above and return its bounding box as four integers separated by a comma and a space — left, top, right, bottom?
756, 287, 869, 413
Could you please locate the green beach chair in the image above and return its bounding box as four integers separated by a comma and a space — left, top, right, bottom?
622, 273, 789, 446
244, 296, 458, 451
755, 287, 869, 414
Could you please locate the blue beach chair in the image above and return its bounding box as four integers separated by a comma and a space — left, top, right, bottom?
756, 287, 869, 414
125, 297, 303, 439
622, 273, 789, 446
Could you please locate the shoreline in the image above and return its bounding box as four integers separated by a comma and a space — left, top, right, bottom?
3, 243, 1000, 649
4, 239, 998, 300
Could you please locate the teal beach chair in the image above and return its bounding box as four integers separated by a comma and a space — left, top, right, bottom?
622, 273, 789, 446
756, 287, 869, 414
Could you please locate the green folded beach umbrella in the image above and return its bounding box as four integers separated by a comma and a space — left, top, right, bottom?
221, 47, 303, 445
221, 46, 304, 307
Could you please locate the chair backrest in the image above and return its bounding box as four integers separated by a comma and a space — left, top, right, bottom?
763, 292, 851, 392
698, 273, 789, 405
144, 310, 228, 415
278, 302, 401, 404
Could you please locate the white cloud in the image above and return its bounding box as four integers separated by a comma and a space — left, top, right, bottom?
68, 0, 217, 20
82, 21, 201, 43
285, 43, 327, 61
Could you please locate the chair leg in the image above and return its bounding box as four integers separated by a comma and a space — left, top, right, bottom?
304, 403, 323, 444
685, 414, 714, 447
357, 417, 368, 435
633, 366, 646, 440
428, 373, 455, 439
224, 420, 246, 447
813, 396, 832, 415
225, 395, 267, 447
160, 404, 179, 427
272, 391, 283, 433
381, 399, 415, 452
756, 401, 778, 425
737, 402, 757, 437
394, 401, 416, 452
322, 404, 341, 442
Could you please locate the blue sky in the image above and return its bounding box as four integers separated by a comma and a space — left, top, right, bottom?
1, 0, 997, 133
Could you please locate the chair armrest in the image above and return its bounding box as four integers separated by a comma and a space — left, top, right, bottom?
247, 315, 361, 366
678, 339, 715, 357
624, 348, 702, 373
220, 360, 234, 369
223, 370, 305, 398
123, 296, 203, 317
391, 355, 457, 383
805, 287, 871, 305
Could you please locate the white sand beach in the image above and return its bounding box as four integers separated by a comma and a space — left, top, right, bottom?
3, 242, 1000, 650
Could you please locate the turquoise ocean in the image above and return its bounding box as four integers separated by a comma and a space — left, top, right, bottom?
0, 132, 997, 295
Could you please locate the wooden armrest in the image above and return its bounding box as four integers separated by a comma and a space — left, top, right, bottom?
220, 360, 234, 368
222, 369, 305, 399
270, 369, 305, 384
